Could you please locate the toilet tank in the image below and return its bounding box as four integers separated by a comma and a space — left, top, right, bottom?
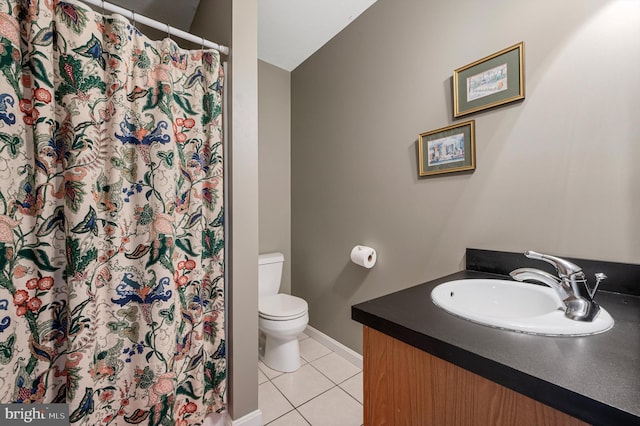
258, 252, 284, 298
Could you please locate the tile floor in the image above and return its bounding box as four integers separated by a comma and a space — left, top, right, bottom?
258, 333, 363, 425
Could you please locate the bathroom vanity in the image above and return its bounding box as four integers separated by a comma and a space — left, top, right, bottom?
352, 249, 640, 425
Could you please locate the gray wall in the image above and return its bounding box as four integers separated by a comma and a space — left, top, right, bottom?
259, 61, 292, 294
192, 0, 260, 420
291, 0, 640, 353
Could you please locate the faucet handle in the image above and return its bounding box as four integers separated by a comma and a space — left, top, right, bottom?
586, 273, 607, 299
524, 250, 582, 278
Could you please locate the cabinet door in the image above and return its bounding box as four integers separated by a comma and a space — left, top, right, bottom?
363, 327, 587, 426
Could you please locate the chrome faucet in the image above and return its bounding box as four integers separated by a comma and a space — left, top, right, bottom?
510, 250, 607, 322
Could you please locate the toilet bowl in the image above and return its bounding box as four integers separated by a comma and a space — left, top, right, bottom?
258, 253, 309, 372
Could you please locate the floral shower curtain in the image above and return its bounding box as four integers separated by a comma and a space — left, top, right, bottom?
0, 0, 226, 424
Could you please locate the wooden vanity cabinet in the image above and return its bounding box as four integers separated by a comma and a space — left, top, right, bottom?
363, 326, 588, 426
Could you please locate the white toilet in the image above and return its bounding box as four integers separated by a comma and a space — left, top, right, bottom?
258, 252, 309, 372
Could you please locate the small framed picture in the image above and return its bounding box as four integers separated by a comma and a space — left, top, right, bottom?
418, 120, 475, 177
453, 42, 525, 118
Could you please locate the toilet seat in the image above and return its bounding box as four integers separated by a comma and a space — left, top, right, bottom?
259, 294, 308, 321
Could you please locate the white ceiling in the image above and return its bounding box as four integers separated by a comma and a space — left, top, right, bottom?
258, 0, 378, 71
105, 0, 378, 72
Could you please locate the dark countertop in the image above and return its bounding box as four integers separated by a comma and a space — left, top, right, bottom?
352, 267, 640, 426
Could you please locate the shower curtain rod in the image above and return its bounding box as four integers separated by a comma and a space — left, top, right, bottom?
79, 0, 230, 55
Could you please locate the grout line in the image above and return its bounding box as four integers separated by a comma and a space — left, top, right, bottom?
296, 385, 338, 409
336, 370, 361, 386
307, 354, 361, 387
268, 363, 335, 410
269, 374, 299, 410
296, 384, 363, 425
265, 407, 311, 426
294, 408, 313, 426
306, 355, 338, 385
338, 380, 364, 406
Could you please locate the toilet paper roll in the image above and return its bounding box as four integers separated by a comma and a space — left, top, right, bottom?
350, 245, 377, 268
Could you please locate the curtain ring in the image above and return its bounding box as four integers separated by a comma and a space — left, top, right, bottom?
167, 23, 171, 39
101, 0, 105, 14
130, 10, 136, 28
201, 37, 205, 52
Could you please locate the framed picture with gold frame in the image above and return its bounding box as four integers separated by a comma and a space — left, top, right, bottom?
453, 42, 525, 118
418, 120, 475, 177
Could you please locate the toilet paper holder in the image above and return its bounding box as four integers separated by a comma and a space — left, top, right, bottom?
350, 245, 377, 268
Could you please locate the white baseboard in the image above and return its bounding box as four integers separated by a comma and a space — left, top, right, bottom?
305, 325, 363, 369
223, 409, 262, 426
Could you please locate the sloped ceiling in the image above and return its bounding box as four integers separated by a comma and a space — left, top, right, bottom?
103, 0, 378, 71
107, 0, 201, 31
258, 0, 378, 71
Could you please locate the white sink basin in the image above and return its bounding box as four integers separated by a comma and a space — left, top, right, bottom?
431, 279, 614, 336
